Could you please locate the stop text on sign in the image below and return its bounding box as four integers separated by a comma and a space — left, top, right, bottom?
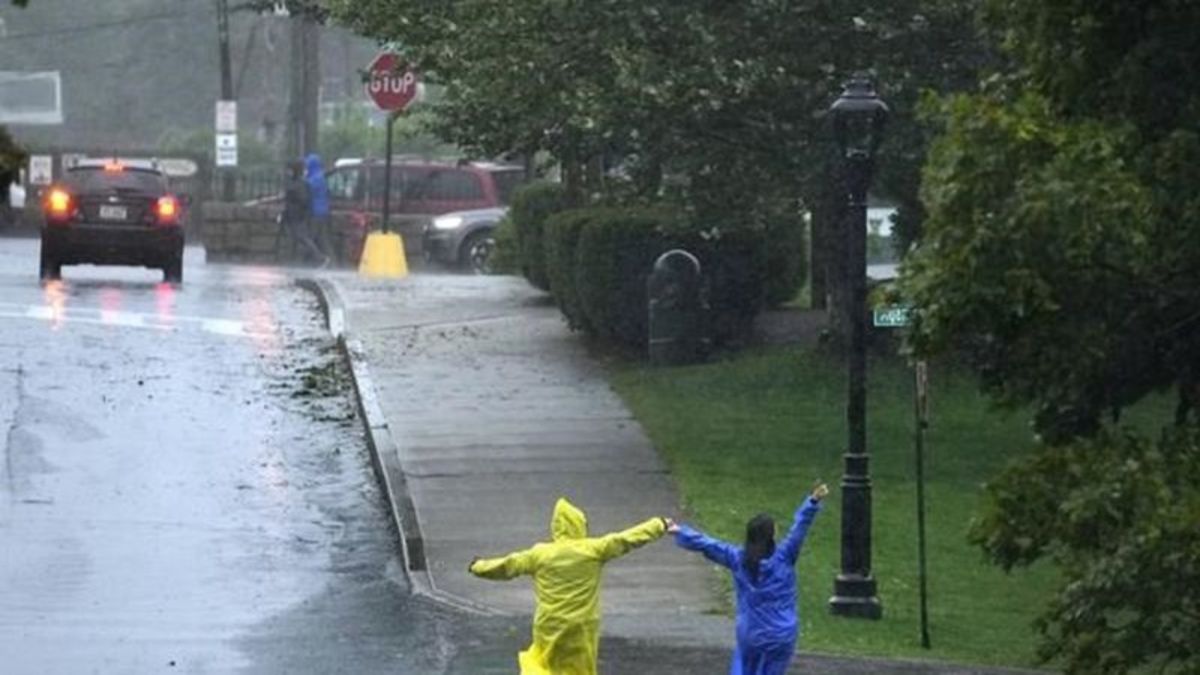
368, 70, 416, 96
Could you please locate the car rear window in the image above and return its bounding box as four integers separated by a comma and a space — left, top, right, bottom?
65, 168, 166, 194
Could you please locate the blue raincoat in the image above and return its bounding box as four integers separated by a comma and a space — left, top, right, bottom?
674, 496, 822, 675
304, 154, 330, 218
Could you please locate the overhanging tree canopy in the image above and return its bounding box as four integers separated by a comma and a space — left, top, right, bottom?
902, 1, 1200, 671
327, 0, 988, 308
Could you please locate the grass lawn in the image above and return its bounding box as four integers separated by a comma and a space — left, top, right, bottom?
609, 345, 1058, 668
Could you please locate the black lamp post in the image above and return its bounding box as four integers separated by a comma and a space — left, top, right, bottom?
828, 74, 888, 620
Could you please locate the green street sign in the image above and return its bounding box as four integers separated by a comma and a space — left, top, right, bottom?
873, 305, 912, 328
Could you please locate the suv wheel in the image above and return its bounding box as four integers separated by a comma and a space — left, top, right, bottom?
461, 231, 495, 275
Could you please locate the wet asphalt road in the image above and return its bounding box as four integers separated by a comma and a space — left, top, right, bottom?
0, 237, 889, 675
0, 240, 526, 674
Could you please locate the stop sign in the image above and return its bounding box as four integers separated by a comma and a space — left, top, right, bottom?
365, 52, 420, 112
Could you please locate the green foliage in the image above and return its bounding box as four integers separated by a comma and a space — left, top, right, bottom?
0, 126, 28, 174
156, 127, 276, 168
508, 181, 568, 291
487, 215, 521, 276
319, 106, 457, 162
763, 210, 808, 307
544, 204, 768, 350
902, 2, 1200, 671
904, 92, 1165, 442
969, 426, 1200, 674
574, 207, 682, 347
543, 209, 594, 332
676, 223, 768, 348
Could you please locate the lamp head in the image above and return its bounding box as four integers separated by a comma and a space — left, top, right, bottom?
830, 75, 890, 159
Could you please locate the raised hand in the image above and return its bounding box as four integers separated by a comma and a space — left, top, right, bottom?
664, 517, 679, 534
812, 483, 830, 502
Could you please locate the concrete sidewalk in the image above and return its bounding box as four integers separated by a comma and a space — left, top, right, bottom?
329, 273, 718, 622
308, 271, 1046, 674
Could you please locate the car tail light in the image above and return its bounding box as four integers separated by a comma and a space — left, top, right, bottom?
155, 195, 180, 225
45, 187, 74, 222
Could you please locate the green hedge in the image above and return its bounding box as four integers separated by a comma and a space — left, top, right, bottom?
544, 209, 594, 331
488, 214, 521, 275
764, 212, 807, 306
575, 207, 684, 346
545, 205, 769, 351
666, 222, 768, 347
509, 181, 568, 291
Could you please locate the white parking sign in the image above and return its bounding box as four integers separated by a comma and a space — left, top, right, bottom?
28, 154, 52, 185
215, 133, 238, 167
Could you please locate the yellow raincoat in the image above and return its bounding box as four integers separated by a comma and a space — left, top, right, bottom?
469, 498, 667, 675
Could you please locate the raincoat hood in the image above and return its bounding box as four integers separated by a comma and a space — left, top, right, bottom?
551, 497, 587, 541
304, 153, 330, 217
304, 153, 324, 179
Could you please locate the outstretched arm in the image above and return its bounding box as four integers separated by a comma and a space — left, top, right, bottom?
778, 483, 828, 565
672, 523, 738, 570
595, 517, 668, 562
469, 546, 538, 580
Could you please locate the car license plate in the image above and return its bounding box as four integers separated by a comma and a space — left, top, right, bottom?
99, 205, 127, 220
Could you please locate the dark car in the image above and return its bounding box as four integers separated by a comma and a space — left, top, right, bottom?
39, 160, 186, 283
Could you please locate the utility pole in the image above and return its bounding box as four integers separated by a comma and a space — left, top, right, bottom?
216, 0, 235, 200
286, 14, 320, 160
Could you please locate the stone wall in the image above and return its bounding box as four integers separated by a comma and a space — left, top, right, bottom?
202, 202, 369, 266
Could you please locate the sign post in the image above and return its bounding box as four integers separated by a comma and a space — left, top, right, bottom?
873, 304, 932, 648
359, 52, 420, 278
215, 100, 238, 200
914, 359, 931, 649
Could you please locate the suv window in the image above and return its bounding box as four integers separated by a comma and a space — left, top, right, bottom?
326, 167, 361, 201
66, 168, 166, 194
490, 169, 525, 206
417, 169, 484, 201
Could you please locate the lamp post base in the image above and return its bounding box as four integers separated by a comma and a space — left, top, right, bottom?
830, 574, 883, 619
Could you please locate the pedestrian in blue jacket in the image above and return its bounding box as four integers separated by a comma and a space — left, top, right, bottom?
669, 482, 829, 675
304, 153, 333, 264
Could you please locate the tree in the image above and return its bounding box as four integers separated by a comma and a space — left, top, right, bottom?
902, 1, 1200, 671
326, 0, 989, 315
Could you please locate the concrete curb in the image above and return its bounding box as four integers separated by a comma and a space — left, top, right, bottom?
295, 276, 500, 617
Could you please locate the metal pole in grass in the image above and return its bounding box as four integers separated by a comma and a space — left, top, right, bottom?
828, 74, 888, 620
914, 359, 932, 648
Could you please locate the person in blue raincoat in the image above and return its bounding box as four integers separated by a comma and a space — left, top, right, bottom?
669, 481, 829, 675
304, 153, 333, 264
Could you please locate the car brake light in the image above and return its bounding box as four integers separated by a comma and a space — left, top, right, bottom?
156, 195, 180, 224
104, 162, 124, 173
46, 188, 73, 218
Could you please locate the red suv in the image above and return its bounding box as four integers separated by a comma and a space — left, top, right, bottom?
322, 159, 525, 263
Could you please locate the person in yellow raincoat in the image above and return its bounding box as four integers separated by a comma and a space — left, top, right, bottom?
468, 497, 670, 675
